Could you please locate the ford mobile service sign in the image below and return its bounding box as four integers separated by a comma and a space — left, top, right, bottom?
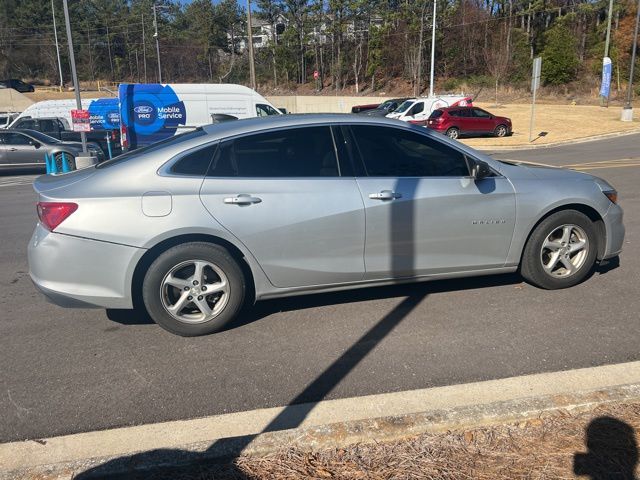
119, 83, 187, 148
88, 98, 121, 130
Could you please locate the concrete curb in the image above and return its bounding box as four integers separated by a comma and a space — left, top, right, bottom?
471, 128, 640, 151
3, 361, 640, 479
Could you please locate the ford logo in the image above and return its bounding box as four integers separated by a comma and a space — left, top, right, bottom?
134, 105, 154, 114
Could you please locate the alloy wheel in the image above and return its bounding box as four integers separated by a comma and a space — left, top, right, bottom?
160, 259, 230, 323
539, 224, 589, 278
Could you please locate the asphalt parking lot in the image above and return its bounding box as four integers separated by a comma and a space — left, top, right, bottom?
1, 134, 638, 443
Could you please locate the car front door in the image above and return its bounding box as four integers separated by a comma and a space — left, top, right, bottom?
471, 108, 495, 133
405, 101, 429, 126
4, 132, 42, 165
199, 125, 365, 288
347, 124, 516, 279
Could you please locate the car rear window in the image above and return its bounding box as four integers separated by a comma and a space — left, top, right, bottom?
429, 110, 444, 119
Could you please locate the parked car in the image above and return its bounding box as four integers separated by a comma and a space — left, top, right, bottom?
28, 115, 624, 337
9, 116, 121, 157
0, 79, 35, 93
0, 129, 103, 171
386, 95, 473, 125
351, 102, 380, 113
359, 98, 409, 117
427, 106, 512, 139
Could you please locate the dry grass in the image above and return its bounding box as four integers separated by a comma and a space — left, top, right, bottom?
463, 103, 640, 148
140, 402, 640, 480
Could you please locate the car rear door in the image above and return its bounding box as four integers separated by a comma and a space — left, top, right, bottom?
347, 124, 516, 279
199, 125, 366, 288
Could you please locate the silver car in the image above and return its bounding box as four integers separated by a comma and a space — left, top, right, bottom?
28, 115, 625, 336
0, 129, 103, 171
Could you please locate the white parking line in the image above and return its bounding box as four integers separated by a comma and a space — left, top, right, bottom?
0, 175, 37, 189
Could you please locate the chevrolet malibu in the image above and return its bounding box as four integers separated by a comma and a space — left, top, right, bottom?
28, 115, 624, 336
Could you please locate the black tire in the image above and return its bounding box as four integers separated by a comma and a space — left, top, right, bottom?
142, 242, 246, 336
521, 210, 598, 289
494, 124, 508, 137
446, 127, 460, 139
54, 152, 76, 171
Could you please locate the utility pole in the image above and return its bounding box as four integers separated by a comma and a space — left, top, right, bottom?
429, 0, 437, 97
62, 0, 87, 154
106, 25, 113, 81
51, 0, 64, 91
622, 0, 640, 121
601, 0, 614, 106
142, 14, 148, 83
153, 4, 162, 83
247, 0, 257, 90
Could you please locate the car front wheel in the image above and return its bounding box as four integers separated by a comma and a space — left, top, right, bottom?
142, 242, 246, 336
521, 210, 598, 289
494, 124, 508, 137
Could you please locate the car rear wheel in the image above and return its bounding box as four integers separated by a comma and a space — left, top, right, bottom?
446, 127, 459, 139
494, 124, 508, 137
521, 210, 598, 289
142, 242, 246, 336
54, 152, 76, 171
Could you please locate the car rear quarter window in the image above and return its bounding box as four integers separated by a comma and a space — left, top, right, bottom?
207, 126, 339, 177
351, 125, 469, 177
170, 143, 217, 176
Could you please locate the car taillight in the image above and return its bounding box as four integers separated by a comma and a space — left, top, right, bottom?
121, 124, 128, 150
37, 202, 78, 231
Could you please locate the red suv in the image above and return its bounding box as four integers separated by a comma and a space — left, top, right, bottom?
427, 107, 512, 139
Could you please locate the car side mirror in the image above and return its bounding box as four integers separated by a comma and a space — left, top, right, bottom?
470, 159, 492, 180
29, 140, 40, 148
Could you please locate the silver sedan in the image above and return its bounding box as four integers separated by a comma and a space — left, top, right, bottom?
28, 115, 624, 336
0, 129, 103, 171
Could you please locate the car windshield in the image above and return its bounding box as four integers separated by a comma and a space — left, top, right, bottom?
378, 100, 393, 110
96, 128, 206, 169
394, 100, 414, 114
23, 130, 60, 144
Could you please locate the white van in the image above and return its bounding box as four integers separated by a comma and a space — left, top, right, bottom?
386, 95, 473, 126
118, 83, 282, 149
8, 98, 111, 129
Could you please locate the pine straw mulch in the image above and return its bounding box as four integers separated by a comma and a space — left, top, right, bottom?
125, 402, 640, 480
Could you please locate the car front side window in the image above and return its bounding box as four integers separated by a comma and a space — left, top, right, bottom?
351, 125, 469, 177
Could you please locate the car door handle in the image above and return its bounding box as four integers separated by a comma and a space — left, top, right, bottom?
8, 148, 17, 151
224, 194, 262, 205
369, 190, 402, 201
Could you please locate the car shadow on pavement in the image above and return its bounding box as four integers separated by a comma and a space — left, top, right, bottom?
105, 272, 525, 329
573, 416, 638, 480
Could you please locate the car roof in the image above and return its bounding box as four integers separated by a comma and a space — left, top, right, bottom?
200, 113, 422, 139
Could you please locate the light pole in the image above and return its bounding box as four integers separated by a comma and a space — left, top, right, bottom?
622, 0, 640, 121
51, 0, 64, 91
428, 0, 437, 97
246, 0, 257, 90
61, 0, 87, 154
153, 4, 163, 83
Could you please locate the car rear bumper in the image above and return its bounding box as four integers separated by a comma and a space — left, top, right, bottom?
602, 203, 625, 259
28, 224, 144, 309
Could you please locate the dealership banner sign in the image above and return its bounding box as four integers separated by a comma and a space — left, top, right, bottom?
600, 57, 612, 99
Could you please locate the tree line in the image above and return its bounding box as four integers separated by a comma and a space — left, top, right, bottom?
0, 0, 638, 97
